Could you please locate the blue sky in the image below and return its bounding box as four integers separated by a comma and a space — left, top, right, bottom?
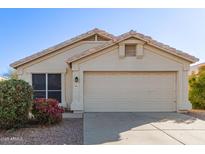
0, 9, 205, 75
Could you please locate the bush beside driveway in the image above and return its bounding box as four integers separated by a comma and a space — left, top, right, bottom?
0, 119, 83, 145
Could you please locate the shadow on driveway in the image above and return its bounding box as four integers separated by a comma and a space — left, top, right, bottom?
83, 112, 205, 145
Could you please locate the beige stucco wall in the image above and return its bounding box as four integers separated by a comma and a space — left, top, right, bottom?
71, 42, 191, 112
16, 41, 106, 108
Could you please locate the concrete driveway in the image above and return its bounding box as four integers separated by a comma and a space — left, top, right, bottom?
84, 112, 205, 145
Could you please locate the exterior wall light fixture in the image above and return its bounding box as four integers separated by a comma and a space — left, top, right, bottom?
75, 76, 79, 82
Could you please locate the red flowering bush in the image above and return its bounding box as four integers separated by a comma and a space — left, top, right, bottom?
32, 98, 64, 124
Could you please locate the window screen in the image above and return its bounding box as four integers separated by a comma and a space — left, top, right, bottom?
48, 74, 61, 102
32, 74, 46, 90
32, 73, 62, 103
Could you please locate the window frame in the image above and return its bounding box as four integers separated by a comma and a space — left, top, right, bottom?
32, 73, 62, 103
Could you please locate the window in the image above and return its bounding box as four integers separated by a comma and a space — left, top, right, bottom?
125, 44, 136, 57
32, 73, 61, 103
47, 74, 61, 103
32, 74, 46, 99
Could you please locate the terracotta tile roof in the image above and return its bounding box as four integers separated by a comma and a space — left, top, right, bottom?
10, 28, 116, 68
116, 30, 199, 62
67, 30, 199, 63
11, 28, 199, 69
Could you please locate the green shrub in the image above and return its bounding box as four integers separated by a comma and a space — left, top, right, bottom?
0, 79, 33, 129
32, 98, 64, 125
189, 66, 205, 109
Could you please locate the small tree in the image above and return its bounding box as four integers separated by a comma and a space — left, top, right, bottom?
0, 79, 33, 129
189, 65, 205, 109
3, 68, 18, 79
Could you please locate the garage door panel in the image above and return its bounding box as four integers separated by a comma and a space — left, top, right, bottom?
86, 90, 175, 99
85, 102, 176, 112
84, 71, 176, 112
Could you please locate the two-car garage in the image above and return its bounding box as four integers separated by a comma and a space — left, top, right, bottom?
84, 71, 177, 112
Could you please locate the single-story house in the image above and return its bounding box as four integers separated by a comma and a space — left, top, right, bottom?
10, 28, 199, 113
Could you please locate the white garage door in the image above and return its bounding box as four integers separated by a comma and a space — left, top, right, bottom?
84, 72, 177, 112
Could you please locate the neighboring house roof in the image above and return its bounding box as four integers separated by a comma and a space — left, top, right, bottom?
189, 62, 205, 74
11, 28, 199, 69
0, 76, 6, 81
67, 30, 199, 63
10, 28, 116, 69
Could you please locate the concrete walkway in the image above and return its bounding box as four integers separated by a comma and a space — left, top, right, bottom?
84, 112, 205, 145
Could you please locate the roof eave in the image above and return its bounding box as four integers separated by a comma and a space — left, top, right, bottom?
10, 28, 116, 69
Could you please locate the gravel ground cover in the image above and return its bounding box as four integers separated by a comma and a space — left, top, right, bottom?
0, 119, 83, 145
185, 109, 205, 121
